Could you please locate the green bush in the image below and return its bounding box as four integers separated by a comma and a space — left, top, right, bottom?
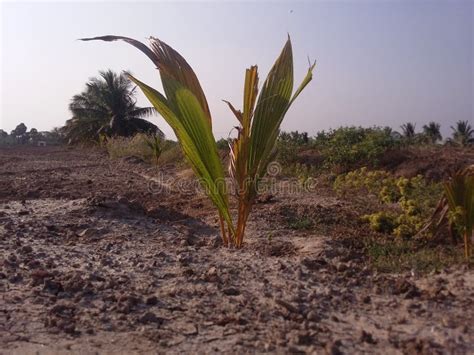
335, 167, 442, 238
362, 212, 397, 233
276, 131, 307, 166
313, 126, 398, 171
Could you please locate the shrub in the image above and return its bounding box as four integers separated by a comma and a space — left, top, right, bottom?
158, 141, 184, 167
335, 167, 442, 238
362, 212, 397, 233
288, 216, 313, 230
106, 133, 181, 166
276, 131, 307, 167
313, 126, 398, 171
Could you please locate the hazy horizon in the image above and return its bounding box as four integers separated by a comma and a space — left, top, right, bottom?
1, 1, 473, 139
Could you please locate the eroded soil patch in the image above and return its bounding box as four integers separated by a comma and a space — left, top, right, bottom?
0, 146, 473, 354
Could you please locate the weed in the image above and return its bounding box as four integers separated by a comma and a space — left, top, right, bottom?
288, 217, 313, 230
365, 238, 467, 273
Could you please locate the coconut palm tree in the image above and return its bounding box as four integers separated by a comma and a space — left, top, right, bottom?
449, 120, 474, 147
422, 121, 442, 144
64, 70, 163, 144
400, 122, 416, 139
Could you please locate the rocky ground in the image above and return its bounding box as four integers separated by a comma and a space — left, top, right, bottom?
0, 146, 473, 354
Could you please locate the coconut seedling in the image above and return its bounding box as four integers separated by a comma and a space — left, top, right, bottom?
144, 134, 163, 165
420, 166, 474, 260
444, 167, 474, 259
81, 35, 314, 247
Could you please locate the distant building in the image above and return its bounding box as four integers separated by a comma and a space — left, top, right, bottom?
38, 141, 47, 147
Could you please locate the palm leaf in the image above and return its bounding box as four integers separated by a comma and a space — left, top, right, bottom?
224, 37, 316, 246
125, 73, 235, 241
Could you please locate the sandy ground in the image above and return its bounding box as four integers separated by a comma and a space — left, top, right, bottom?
0, 146, 473, 354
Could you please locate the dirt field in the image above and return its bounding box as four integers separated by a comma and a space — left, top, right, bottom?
1, 146, 473, 354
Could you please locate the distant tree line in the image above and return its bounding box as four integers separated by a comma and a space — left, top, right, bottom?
276, 121, 473, 172
279, 120, 473, 148
0, 123, 63, 146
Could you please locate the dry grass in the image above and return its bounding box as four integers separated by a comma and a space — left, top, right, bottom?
105, 133, 183, 166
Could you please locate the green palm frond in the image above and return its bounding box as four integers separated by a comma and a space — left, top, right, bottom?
81, 35, 235, 243
224, 37, 316, 246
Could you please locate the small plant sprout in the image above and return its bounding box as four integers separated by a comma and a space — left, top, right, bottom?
145, 134, 163, 165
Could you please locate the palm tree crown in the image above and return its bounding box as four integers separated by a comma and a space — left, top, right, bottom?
400, 122, 416, 139
64, 70, 163, 144
422, 121, 442, 144
450, 120, 474, 147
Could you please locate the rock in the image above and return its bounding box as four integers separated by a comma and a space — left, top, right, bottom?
50, 301, 76, 316
205, 267, 219, 282
179, 323, 198, 335
122, 156, 145, 165
391, 278, 422, 299
59, 321, 76, 334
306, 310, 321, 322
360, 330, 377, 344
146, 296, 159, 306
275, 299, 299, 314
222, 287, 240, 296
27, 259, 41, 269
78, 228, 99, 238
294, 331, 312, 345
139, 312, 164, 325
63, 275, 86, 293
8, 273, 23, 283
208, 235, 223, 248
257, 193, 275, 204
7, 253, 17, 263
20, 245, 33, 254
43, 279, 64, 294
325, 340, 343, 355
335, 262, 348, 272
301, 257, 328, 270
118, 293, 142, 311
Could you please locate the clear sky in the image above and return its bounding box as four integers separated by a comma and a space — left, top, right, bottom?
1, 0, 472, 139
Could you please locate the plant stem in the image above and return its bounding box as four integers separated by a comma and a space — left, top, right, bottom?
219, 215, 228, 246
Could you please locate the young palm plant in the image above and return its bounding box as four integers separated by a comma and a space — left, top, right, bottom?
420, 166, 474, 260
145, 134, 163, 165
444, 167, 474, 259
81, 35, 315, 247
